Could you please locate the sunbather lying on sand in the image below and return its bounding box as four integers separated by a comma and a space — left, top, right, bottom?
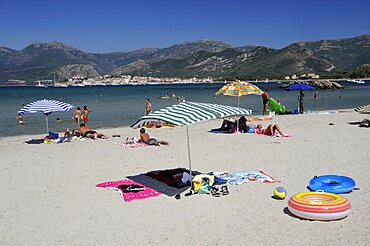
255, 123, 285, 136
64, 128, 81, 138
139, 128, 169, 146
78, 123, 108, 139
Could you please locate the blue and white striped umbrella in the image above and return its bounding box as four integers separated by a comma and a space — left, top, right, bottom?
131, 101, 252, 128
18, 99, 74, 135
131, 101, 252, 181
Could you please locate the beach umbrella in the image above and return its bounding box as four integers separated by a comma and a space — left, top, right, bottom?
356, 105, 370, 120
18, 99, 74, 134
131, 101, 252, 181
215, 81, 262, 130
285, 83, 315, 112
285, 83, 315, 91
215, 81, 263, 107
355, 104, 370, 113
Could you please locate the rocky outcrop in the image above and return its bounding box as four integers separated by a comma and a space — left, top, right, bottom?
307, 80, 343, 89
55, 64, 100, 79
279, 80, 343, 89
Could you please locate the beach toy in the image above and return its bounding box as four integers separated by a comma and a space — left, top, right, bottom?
309, 175, 355, 194
268, 98, 286, 114
273, 187, 287, 199
288, 191, 351, 221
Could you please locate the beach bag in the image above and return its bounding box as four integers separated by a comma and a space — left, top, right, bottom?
192, 174, 215, 194
48, 131, 59, 139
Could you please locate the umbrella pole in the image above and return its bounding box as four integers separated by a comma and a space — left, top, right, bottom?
45, 114, 49, 135
186, 125, 192, 183
237, 97, 240, 132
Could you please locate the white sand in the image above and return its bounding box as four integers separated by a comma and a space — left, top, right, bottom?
0, 111, 369, 245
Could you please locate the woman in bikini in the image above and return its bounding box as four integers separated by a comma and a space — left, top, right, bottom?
73, 107, 82, 123
255, 123, 285, 136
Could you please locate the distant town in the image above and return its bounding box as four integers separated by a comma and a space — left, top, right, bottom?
6, 73, 324, 87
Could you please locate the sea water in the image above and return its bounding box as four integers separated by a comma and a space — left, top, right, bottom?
0, 81, 369, 137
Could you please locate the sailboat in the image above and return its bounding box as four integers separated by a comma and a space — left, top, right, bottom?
53, 74, 68, 87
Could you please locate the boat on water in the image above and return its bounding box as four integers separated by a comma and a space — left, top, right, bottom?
54, 83, 68, 87
347, 79, 365, 84
35, 81, 47, 88
70, 83, 85, 87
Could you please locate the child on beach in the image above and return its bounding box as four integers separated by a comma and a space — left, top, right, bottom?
82, 105, 92, 125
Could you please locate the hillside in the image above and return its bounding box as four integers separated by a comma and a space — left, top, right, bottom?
0, 35, 369, 84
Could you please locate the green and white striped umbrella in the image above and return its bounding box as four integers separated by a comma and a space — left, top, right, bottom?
131, 101, 252, 186
131, 101, 252, 128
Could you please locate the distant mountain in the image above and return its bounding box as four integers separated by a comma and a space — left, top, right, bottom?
0, 35, 369, 84
0, 40, 233, 83
116, 35, 370, 78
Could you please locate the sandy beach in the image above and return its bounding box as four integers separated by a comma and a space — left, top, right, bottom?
0, 110, 369, 245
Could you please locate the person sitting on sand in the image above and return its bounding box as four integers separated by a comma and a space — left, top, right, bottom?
78, 123, 107, 139
139, 128, 169, 146
238, 116, 247, 133
255, 123, 285, 136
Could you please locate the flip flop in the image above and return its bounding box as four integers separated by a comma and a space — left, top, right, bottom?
211, 187, 221, 197
220, 185, 229, 195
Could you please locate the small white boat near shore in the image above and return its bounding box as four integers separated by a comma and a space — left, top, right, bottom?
54, 83, 68, 87
35, 81, 47, 88
347, 79, 365, 84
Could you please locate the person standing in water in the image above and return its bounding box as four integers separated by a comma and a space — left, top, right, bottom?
299, 89, 305, 114
73, 107, 82, 123
313, 91, 318, 101
82, 105, 92, 125
145, 99, 152, 115
17, 113, 24, 125
261, 88, 269, 116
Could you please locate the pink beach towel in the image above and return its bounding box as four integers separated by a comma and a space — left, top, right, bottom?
114, 140, 149, 148
266, 133, 292, 138
96, 179, 162, 202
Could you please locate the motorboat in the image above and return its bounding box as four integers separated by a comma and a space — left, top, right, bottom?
54, 83, 68, 87
347, 79, 365, 84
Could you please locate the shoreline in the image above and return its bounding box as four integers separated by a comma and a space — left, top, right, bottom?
1, 78, 369, 87
0, 107, 358, 139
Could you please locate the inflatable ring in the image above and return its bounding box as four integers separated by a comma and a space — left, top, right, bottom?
309, 175, 355, 194
288, 192, 351, 221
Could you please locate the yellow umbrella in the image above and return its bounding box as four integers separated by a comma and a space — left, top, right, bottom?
216, 81, 263, 132
216, 81, 263, 107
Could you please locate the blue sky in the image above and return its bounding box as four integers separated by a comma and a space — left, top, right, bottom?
0, 0, 369, 53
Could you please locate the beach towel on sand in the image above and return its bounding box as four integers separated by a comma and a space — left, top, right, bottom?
96, 179, 161, 202
114, 139, 148, 148
215, 171, 280, 185
266, 133, 292, 138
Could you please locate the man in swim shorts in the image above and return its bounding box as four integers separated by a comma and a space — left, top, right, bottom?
78, 123, 107, 139
139, 128, 169, 146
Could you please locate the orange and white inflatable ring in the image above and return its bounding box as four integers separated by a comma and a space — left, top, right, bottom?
288, 192, 351, 221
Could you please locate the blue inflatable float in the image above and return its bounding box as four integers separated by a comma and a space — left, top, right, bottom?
308, 175, 356, 194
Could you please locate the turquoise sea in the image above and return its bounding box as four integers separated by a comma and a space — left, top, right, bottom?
0, 81, 369, 137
